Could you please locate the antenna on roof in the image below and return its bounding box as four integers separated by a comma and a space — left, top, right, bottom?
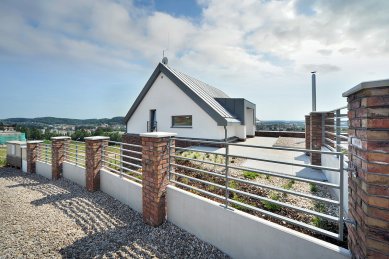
161, 33, 169, 65
162, 51, 168, 65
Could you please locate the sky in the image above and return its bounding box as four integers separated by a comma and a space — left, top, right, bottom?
0, 0, 388, 120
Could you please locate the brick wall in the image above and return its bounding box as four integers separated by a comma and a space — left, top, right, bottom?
51, 137, 70, 180
85, 137, 109, 192
310, 113, 322, 165
141, 135, 174, 226
345, 84, 389, 258
305, 115, 310, 150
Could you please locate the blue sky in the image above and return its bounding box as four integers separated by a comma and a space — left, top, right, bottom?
1, 0, 389, 120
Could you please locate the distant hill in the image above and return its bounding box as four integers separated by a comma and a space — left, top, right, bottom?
0, 116, 125, 126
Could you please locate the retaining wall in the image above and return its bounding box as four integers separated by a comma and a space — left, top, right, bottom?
167, 185, 350, 259
36, 161, 52, 180
63, 161, 86, 187
100, 169, 142, 213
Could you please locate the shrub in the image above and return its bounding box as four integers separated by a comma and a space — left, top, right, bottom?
262, 191, 282, 212
309, 183, 318, 193
312, 216, 329, 229
282, 180, 295, 190
243, 171, 258, 180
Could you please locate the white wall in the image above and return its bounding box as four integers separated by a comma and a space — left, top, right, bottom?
321, 147, 349, 215
36, 161, 52, 180
63, 161, 86, 187
127, 72, 236, 140
167, 186, 350, 259
100, 169, 142, 213
22, 160, 27, 173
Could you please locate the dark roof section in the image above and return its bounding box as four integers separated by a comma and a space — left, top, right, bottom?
124, 63, 241, 126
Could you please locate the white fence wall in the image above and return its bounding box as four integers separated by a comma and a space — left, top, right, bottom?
321, 147, 349, 215
100, 169, 142, 213
63, 161, 86, 187
36, 161, 52, 180
167, 186, 350, 259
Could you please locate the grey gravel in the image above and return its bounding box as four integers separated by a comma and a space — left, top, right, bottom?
0, 167, 229, 259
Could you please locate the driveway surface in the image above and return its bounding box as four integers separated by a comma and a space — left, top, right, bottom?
190, 137, 327, 181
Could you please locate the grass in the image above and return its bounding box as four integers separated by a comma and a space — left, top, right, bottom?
309, 183, 318, 193
243, 171, 259, 180
282, 180, 295, 190
0, 147, 6, 167
262, 191, 282, 212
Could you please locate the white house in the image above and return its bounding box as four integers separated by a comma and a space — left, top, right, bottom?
124, 59, 256, 141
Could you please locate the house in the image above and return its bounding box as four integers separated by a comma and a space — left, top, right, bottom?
124, 59, 256, 142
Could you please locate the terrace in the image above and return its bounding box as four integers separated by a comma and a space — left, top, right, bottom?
1, 79, 388, 259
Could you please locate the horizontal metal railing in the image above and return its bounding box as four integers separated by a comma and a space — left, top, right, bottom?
65, 140, 86, 167
168, 137, 345, 241
322, 106, 349, 155
102, 141, 143, 183
37, 143, 52, 164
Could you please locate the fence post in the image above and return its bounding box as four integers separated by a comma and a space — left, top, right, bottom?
85, 136, 109, 192
140, 132, 176, 227
51, 136, 71, 180
26, 141, 43, 174
343, 80, 389, 258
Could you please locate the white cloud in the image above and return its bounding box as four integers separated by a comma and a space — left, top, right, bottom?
1, 0, 389, 119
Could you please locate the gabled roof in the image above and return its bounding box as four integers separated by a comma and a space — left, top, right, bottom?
124, 62, 240, 126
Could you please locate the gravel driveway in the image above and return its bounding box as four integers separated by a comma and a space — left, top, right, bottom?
0, 167, 228, 259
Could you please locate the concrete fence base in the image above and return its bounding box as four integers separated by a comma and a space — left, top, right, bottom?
167, 185, 350, 259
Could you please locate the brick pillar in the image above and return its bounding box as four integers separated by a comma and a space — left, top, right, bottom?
85, 136, 109, 192
305, 115, 311, 150
51, 136, 70, 180
343, 80, 389, 258
26, 141, 43, 174
310, 112, 323, 165
140, 132, 176, 227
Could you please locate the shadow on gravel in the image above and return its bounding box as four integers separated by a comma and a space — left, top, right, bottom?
0, 167, 228, 258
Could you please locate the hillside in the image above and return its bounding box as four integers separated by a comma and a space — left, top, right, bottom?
0, 117, 125, 126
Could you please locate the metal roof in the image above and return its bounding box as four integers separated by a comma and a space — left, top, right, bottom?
124, 62, 241, 126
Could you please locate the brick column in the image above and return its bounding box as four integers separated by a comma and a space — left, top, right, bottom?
140, 132, 176, 227
305, 115, 311, 150
51, 136, 71, 180
85, 136, 109, 192
343, 80, 389, 258
26, 141, 43, 174
310, 112, 323, 165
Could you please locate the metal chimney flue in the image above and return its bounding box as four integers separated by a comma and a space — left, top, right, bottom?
311, 71, 317, 111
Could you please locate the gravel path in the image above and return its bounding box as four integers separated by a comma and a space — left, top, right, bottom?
0, 167, 228, 259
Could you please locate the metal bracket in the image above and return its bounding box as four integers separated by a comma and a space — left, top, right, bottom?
346, 161, 358, 178
343, 217, 357, 227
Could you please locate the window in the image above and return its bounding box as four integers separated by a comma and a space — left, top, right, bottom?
172, 115, 192, 128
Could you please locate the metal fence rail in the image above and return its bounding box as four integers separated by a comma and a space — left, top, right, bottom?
322, 106, 349, 154
102, 141, 143, 183
65, 140, 86, 167
168, 137, 345, 241
37, 143, 52, 164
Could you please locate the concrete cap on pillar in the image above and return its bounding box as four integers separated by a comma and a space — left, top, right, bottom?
84, 136, 110, 141
139, 132, 177, 138
51, 136, 71, 140
26, 140, 44, 144
342, 79, 389, 97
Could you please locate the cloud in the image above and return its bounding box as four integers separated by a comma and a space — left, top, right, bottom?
302, 64, 341, 74
1, 0, 389, 119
